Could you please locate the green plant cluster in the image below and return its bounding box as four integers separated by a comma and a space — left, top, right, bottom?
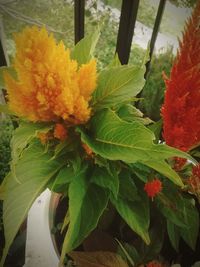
139, 47, 174, 121
0, 119, 13, 183
0, 31, 199, 267
0, 119, 13, 252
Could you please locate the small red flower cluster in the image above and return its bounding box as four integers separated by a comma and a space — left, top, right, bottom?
144, 179, 162, 199
162, 1, 200, 152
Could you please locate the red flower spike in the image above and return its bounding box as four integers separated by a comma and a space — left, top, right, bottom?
144, 179, 162, 199
192, 164, 200, 177
173, 157, 187, 171
162, 1, 200, 151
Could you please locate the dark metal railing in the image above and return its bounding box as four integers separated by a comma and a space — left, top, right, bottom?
74, 0, 85, 44
1, 0, 166, 92
145, 0, 166, 78
116, 0, 140, 65
74, 0, 166, 70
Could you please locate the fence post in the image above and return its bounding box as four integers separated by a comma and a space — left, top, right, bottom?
116, 0, 140, 65
74, 0, 85, 44
145, 0, 166, 78
0, 21, 9, 120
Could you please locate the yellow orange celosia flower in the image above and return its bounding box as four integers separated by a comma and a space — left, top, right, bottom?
54, 123, 68, 141
4, 26, 97, 124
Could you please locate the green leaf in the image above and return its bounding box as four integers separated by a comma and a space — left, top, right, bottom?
53, 139, 74, 159
118, 169, 140, 202
129, 163, 151, 183
167, 220, 180, 252
77, 109, 194, 165
144, 160, 184, 186
108, 53, 121, 68
91, 165, 119, 199
111, 191, 150, 244
0, 140, 63, 266
137, 223, 165, 262
60, 168, 109, 265
0, 66, 17, 89
71, 29, 100, 65
11, 121, 52, 162
148, 119, 163, 143
116, 240, 136, 266
50, 165, 74, 193
156, 186, 192, 228
179, 198, 199, 250
91, 65, 145, 110
118, 104, 152, 125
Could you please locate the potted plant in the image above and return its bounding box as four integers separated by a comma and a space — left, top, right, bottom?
0, 1, 200, 266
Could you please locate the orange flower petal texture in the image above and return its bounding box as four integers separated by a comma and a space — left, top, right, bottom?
144, 179, 162, 198
4, 26, 97, 124
161, 2, 200, 151
54, 123, 68, 141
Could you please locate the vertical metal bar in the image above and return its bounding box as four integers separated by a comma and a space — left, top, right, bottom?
0, 21, 9, 104
116, 0, 140, 65
0, 21, 9, 68
145, 0, 166, 78
74, 0, 85, 44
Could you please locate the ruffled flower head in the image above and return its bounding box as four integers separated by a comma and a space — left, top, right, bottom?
162, 2, 200, 151
4, 26, 97, 124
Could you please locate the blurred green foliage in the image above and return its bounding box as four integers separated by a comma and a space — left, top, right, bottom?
0, 119, 13, 182
138, 47, 174, 121
0, 119, 13, 234
169, 0, 197, 7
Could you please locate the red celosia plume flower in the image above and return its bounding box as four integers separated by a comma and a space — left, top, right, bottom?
188, 164, 200, 198
144, 179, 162, 198
162, 2, 200, 151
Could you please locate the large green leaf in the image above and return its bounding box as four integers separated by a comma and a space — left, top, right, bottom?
156, 185, 193, 228
111, 191, 150, 244
71, 30, 100, 65
10, 121, 52, 184
91, 65, 145, 110
0, 140, 63, 266
167, 220, 180, 252
77, 109, 194, 165
118, 169, 140, 202
117, 104, 152, 125
137, 223, 165, 263
91, 165, 119, 199
0, 66, 17, 89
144, 160, 184, 186
179, 198, 199, 250
60, 167, 109, 265
11, 121, 52, 162
50, 165, 74, 193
